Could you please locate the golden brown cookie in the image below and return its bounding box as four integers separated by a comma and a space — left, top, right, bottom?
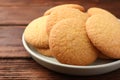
24, 16, 49, 48
86, 14, 120, 59
87, 7, 116, 18
44, 4, 85, 15
47, 7, 88, 35
36, 48, 53, 57
49, 18, 98, 65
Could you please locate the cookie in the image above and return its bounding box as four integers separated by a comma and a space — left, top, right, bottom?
86, 14, 120, 59
24, 16, 49, 48
44, 4, 85, 15
87, 7, 116, 18
49, 18, 98, 65
36, 48, 53, 57
47, 7, 88, 35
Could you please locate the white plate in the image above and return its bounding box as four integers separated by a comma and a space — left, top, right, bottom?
22, 35, 120, 76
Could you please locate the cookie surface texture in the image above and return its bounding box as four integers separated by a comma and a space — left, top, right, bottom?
87, 7, 116, 18
44, 4, 85, 15
86, 14, 120, 59
24, 16, 49, 48
49, 18, 98, 65
47, 7, 88, 35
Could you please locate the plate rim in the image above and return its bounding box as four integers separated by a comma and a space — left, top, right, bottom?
22, 34, 120, 69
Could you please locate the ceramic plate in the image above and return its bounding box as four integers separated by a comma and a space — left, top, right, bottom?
22, 35, 120, 76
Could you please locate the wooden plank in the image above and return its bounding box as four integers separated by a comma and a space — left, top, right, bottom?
0, 0, 98, 6
0, 59, 55, 80
0, 0, 119, 7
0, 59, 119, 80
0, 0, 56, 6
0, 0, 119, 25
0, 26, 30, 58
0, 0, 43, 6
0, 7, 47, 25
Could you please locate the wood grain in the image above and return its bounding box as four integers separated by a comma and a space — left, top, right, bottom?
0, 7, 47, 25
0, 26, 30, 58
0, 59, 119, 80
0, 0, 120, 79
0, 0, 119, 25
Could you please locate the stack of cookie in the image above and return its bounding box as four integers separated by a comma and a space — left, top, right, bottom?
24, 4, 120, 66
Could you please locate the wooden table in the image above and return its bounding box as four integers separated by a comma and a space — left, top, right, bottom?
0, 0, 120, 80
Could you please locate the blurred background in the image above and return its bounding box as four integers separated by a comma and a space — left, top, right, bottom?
0, 0, 120, 80
0, 0, 119, 26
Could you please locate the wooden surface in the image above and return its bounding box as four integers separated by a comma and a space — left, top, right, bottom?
0, 0, 120, 79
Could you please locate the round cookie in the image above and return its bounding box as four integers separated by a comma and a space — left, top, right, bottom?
44, 4, 85, 15
49, 18, 98, 65
47, 7, 88, 35
36, 48, 53, 57
87, 7, 117, 18
86, 14, 120, 59
24, 16, 49, 48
